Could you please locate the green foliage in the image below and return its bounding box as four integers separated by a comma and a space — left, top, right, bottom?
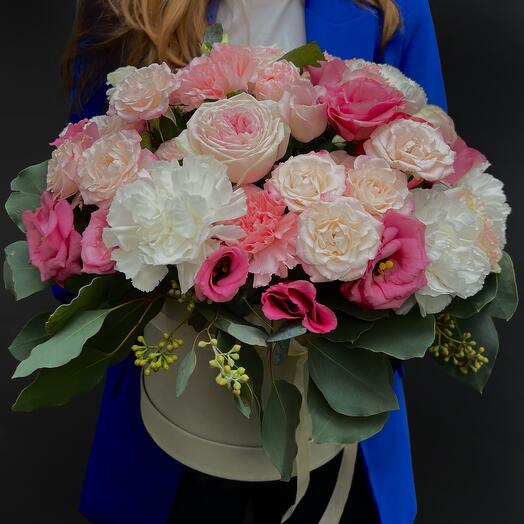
445, 273, 498, 318
280, 42, 324, 69
261, 380, 302, 481
483, 252, 518, 320
9, 313, 50, 361
320, 293, 389, 321
308, 381, 389, 444
351, 308, 435, 360
307, 337, 398, 417
202, 23, 224, 52
5, 161, 48, 231
4, 241, 48, 300
272, 340, 290, 366
267, 321, 306, 343
175, 348, 197, 398
325, 313, 374, 344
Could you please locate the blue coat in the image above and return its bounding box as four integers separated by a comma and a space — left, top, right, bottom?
76, 1, 446, 522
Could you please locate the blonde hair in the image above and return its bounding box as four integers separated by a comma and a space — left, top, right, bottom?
64, 0, 400, 100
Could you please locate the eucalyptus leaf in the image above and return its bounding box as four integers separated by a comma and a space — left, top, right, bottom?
9, 312, 51, 361
434, 313, 499, 393
5, 160, 48, 231
261, 380, 301, 481
352, 308, 435, 360
267, 322, 306, 343
203, 23, 224, 47
237, 343, 264, 411
326, 313, 374, 344
46, 276, 113, 335
483, 252, 518, 320
307, 337, 398, 417
308, 381, 389, 444
320, 294, 389, 322
280, 42, 324, 69
4, 241, 48, 300
445, 273, 498, 318
13, 309, 112, 378
236, 382, 253, 419
272, 339, 290, 366
176, 349, 197, 398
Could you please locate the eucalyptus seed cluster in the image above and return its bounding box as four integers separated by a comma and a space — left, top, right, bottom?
132, 333, 184, 376
167, 280, 196, 313
429, 314, 488, 375
198, 337, 250, 396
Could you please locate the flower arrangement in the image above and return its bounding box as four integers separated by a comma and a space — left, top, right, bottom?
4, 28, 517, 481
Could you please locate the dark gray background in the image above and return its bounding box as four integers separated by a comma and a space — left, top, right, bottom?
1, 1, 522, 522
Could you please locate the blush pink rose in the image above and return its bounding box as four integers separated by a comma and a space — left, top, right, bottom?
261, 280, 337, 334
155, 138, 184, 161
228, 185, 298, 287
22, 192, 82, 283
252, 59, 301, 101
81, 208, 115, 275
194, 246, 249, 303
444, 137, 488, 185
341, 210, 428, 310
51, 119, 99, 148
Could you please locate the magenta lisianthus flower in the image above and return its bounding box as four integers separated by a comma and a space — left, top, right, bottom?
444, 137, 489, 185
194, 246, 249, 303
261, 280, 337, 334
341, 210, 429, 310
22, 192, 82, 283
81, 208, 115, 275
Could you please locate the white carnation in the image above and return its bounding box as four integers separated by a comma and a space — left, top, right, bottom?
413, 188, 491, 315
103, 156, 247, 293
296, 197, 382, 282
377, 64, 427, 114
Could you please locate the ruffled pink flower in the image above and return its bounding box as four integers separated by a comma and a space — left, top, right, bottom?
261, 280, 337, 334
228, 185, 298, 287
252, 60, 301, 102
445, 137, 488, 185
51, 119, 98, 148
22, 192, 82, 283
155, 138, 184, 161
194, 246, 249, 303
81, 208, 115, 275
170, 44, 258, 111
341, 210, 428, 310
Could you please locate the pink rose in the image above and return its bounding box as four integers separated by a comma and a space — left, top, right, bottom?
330, 150, 356, 171
194, 246, 249, 303
444, 137, 488, 185
81, 208, 115, 275
50, 119, 98, 148
155, 138, 184, 161
261, 280, 337, 334
108, 62, 178, 122
228, 185, 298, 287
22, 192, 82, 283
341, 210, 428, 310
252, 59, 301, 102
309, 60, 405, 141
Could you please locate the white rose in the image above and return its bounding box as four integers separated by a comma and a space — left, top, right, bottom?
107, 62, 177, 122
413, 188, 491, 315
176, 93, 290, 184
103, 156, 247, 293
347, 156, 409, 216
415, 104, 458, 144
77, 129, 145, 206
270, 152, 346, 212
297, 197, 382, 282
454, 168, 511, 271
365, 119, 456, 182
106, 66, 138, 87
90, 114, 142, 136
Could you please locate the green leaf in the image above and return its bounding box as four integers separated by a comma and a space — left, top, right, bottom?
176, 348, 197, 398
12, 299, 163, 411
325, 313, 374, 343
484, 252, 518, 320
308, 381, 389, 444
319, 293, 389, 322
203, 23, 224, 47
352, 308, 435, 360
5, 160, 48, 231
267, 322, 306, 343
237, 344, 264, 411
46, 276, 113, 335
445, 273, 498, 318
4, 241, 48, 300
197, 303, 268, 347
307, 337, 398, 417
261, 380, 301, 481
9, 313, 51, 361
435, 313, 499, 393
236, 381, 253, 419
13, 309, 112, 378
272, 339, 290, 366
280, 42, 324, 69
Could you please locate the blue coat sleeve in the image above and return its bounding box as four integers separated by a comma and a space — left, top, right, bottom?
385, 0, 447, 110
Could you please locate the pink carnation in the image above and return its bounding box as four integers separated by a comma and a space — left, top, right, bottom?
22, 192, 82, 283
261, 280, 337, 334
228, 185, 298, 287
81, 208, 115, 275
341, 210, 428, 310
194, 246, 249, 303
